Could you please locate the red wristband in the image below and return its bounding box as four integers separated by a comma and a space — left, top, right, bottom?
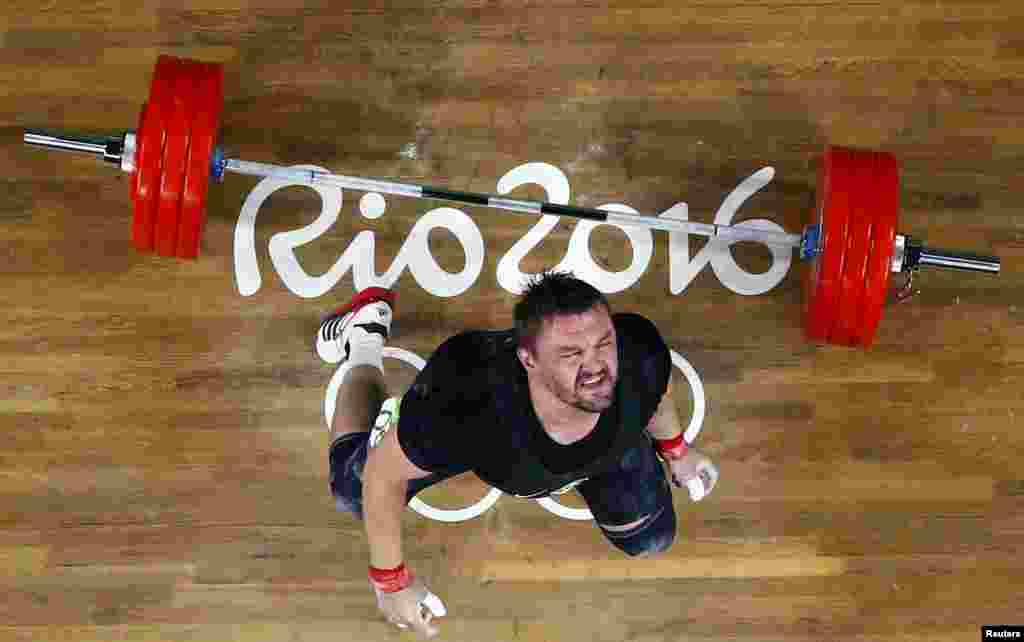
655, 432, 689, 460
368, 562, 415, 593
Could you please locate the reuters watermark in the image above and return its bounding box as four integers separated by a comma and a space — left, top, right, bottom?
983, 627, 1023, 640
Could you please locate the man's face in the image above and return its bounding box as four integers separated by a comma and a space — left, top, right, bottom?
519, 304, 619, 414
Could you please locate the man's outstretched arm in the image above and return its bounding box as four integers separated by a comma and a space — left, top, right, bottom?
645, 369, 720, 502
645, 368, 685, 442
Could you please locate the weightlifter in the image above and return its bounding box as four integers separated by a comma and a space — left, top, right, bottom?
318, 271, 719, 638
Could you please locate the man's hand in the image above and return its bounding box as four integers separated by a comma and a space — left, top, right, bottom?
373, 575, 446, 639
666, 449, 719, 501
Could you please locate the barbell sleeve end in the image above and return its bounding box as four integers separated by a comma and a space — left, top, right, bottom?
23, 129, 125, 166
24, 127, 228, 183
903, 237, 1001, 274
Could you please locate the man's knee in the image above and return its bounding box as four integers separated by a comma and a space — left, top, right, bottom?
328, 434, 368, 521
599, 506, 676, 557
333, 494, 364, 521
631, 523, 675, 557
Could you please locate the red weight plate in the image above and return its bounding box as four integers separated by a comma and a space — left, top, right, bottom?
856, 152, 899, 347
178, 61, 224, 259
131, 100, 157, 252
803, 146, 854, 343
828, 151, 876, 346
130, 101, 146, 202
133, 56, 180, 253
154, 59, 197, 257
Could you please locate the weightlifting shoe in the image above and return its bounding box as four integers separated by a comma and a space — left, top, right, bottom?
315, 287, 396, 364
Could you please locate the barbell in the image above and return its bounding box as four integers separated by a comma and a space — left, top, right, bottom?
23, 55, 1000, 348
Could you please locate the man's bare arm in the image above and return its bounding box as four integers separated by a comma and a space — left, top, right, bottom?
362, 420, 433, 569
645, 369, 685, 441
645, 369, 720, 501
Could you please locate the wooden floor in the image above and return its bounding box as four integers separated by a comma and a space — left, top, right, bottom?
2, 2, 1022, 640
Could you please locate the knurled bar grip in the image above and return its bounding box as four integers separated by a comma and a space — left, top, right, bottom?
222, 159, 804, 248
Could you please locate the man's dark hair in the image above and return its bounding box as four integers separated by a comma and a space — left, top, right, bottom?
513, 270, 610, 353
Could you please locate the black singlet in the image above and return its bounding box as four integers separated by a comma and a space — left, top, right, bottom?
396, 313, 672, 498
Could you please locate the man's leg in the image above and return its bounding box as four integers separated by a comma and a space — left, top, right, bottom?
319, 288, 396, 519
317, 286, 396, 444
330, 364, 389, 446
577, 440, 677, 557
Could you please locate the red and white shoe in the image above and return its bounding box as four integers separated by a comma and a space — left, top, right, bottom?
315, 287, 396, 364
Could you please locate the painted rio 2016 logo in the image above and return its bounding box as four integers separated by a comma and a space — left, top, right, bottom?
323, 347, 706, 523
232, 162, 790, 298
